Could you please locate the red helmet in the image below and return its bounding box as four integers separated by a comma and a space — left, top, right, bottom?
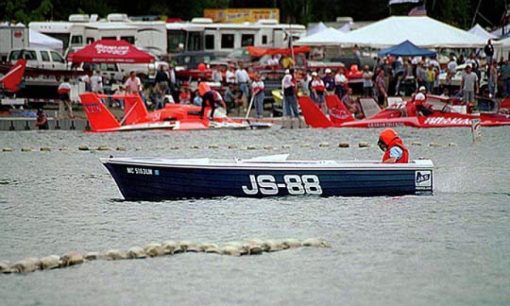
378, 128, 399, 151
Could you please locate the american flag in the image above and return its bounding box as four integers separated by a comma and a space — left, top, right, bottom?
408, 4, 427, 16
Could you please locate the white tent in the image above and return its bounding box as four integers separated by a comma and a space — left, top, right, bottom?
338, 22, 352, 33
334, 16, 489, 48
468, 24, 497, 40
295, 27, 345, 46
29, 29, 63, 51
306, 22, 328, 37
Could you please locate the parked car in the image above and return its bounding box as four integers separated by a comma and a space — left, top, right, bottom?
8, 48, 67, 70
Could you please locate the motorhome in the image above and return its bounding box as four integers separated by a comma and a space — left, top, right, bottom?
29, 14, 167, 57
0, 23, 29, 61
166, 18, 306, 56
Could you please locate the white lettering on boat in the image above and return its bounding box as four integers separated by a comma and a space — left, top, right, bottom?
242, 175, 322, 195
424, 117, 471, 126
126, 167, 153, 175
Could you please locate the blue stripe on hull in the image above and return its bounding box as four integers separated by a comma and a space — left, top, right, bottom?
104, 163, 432, 201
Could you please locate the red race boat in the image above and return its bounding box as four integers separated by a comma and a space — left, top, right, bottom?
299, 95, 510, 128
80, 93, 256, 132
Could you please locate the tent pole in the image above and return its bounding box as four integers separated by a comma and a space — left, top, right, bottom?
471, 0, 483, 28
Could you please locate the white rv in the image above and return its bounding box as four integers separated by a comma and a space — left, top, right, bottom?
29, 14, 167, 57
166, 18, 306, 55
0, 23, 29, 61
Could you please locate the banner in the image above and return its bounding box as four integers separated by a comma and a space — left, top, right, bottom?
204, 8, 279, 23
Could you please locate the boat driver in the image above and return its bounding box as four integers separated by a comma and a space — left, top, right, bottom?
377, 128, 409, 163
414, 86, 434, 116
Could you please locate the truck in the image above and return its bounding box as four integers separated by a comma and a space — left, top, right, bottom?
0, 23, 29, 61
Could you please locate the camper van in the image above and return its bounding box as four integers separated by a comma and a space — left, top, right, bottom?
0, 23, 29, 61
29, 14, 167, 57
166, 18, 306, 56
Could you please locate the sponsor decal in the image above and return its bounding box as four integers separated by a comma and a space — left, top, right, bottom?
424, 117, 472, 126
415, 170, 432, 190
242, 175, 322, 196
83, 103, 102, 113
367, 122, 405, 128
95, 44, 130, 56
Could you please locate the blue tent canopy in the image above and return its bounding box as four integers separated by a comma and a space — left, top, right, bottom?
378, 40, 436, 57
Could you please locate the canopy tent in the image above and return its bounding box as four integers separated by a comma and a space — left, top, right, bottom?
29, 29, 63, 51
294, 27, 345, 46
67, 39, 155, 63
468, 24, 497, 40
378, 40, 436, 57
306, 22, 328, 37
338, 22, 352, 33
335, 16, 489, 48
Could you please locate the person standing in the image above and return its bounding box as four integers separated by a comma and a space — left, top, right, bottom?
461, 65, 479, 105
425, 65, 435, 94
251, 73, 265, 118
282, 68, 299, 120
90, 70, 103, 93
310, 72, 326, 113
235, 64, 251, 102
334, 68, 347, 99
362, 65, 373, 97
375, 69, 387, 107
322, 69, 335, 95
57, 77, 74, 119
124, 71, 142, 95
484, 39, 494, 67
499, 59, 510, 97
225, 65, 236, 85
488, 61, 498, 98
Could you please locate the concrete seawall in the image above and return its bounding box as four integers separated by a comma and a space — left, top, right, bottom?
0, 118, 90, 131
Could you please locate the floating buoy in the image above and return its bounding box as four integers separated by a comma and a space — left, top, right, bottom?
263, 145, 273, 150
97, 145, 110, 151
84, 252, 100, 261
0, 261, 11, 273
40, 255, 60, 270
60, 251, 84, 267
227, 145, 237, 149
429, 143, 442, 147
208, 145, 219, 149
191, 145, 200, 149
21, 148, 32, 152
11, 257, 41, 273
2, 148, 13, 152
116, 147, 127, 151
105, 249, 126, 261
319, 142, 330, 147
162, 240, 180, 255
264, 240, 284, 252
338, 142, 350, 148
169, 146, 179, 150
40, 147, 51, 152
358, 142, 370, 148
78, 145, 89, 151
448, 142, 457, 147
221, 245, 242, 256
302, 238, 331, 248
144, 243, 165, 257
247, 145, 257, 150
127, 247, 147, 259
411, 141, 422, 146
283, 239, 302, 249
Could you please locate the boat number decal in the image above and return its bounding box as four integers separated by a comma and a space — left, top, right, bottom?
415, 170, 432, 189
126, 167, 159, 175
242, 175, 322, 195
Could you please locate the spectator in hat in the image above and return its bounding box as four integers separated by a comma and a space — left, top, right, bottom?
310, 71, 326, 113
322, 68, 335, 94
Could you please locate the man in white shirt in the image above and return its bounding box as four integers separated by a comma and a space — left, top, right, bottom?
251, 73, 265, 118
334, 68, 348, 98
124, 71, 142, 94
90, 70, 103, 93
235, 64, 251, 101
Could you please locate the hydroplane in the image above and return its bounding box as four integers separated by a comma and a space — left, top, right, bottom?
298, 94, 510, 128
80, 92, 270, 132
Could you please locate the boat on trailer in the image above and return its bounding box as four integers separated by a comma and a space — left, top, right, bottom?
101, 154, 433, 201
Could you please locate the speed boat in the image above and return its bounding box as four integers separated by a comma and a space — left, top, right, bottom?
101, 154, 433, 201
299, 95, 510, 128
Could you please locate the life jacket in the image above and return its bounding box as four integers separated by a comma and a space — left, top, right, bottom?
382, 138, 409, 163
